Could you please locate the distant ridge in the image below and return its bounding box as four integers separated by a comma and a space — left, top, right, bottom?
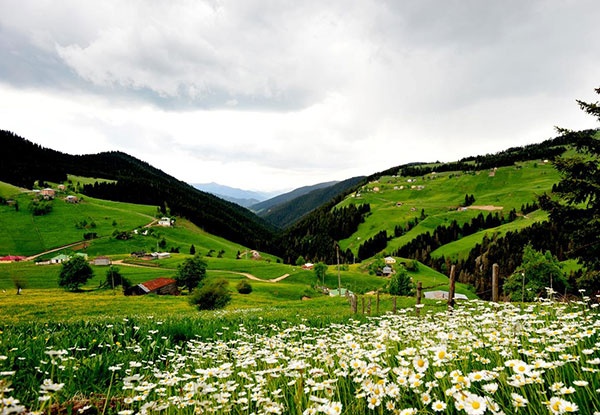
256, 177, 367, 229
250, 181, 339, 214
192, 182, 280, 208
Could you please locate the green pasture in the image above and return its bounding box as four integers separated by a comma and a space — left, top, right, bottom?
0, 190, 157, 256
431, 209, 550, 261
0, 252, 473, 324
338, 161, 560, 257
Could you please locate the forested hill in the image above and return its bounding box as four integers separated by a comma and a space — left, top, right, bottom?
257, 176, 367, 229
0, 130, 276, 250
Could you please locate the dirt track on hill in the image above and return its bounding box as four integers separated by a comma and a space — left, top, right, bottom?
219, 271, 291, 283
467, 205, 503, 211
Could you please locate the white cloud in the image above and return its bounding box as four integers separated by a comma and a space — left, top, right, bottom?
1, 0, 599, 193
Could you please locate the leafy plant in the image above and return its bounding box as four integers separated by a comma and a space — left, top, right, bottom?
176, 254, 207, 292
236, 280, 253, 294
58, 256, 94, 291
189, 279, 231, 310
387, 266, 415, 296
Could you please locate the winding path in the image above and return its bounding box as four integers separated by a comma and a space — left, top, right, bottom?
217, 271, 291, 283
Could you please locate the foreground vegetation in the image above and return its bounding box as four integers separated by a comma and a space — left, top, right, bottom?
1, 298, 598, 414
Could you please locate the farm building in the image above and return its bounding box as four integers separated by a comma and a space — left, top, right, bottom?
157, 217, 173, 226
424, 291, 468, 300
329, 288, 353, 297
125, 277, 179, 296
93, 256, 111, 266
0, 255, 26, 262
50, 254, 70, 264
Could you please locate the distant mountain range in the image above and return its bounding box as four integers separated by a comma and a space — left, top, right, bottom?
191, 182, 281, 207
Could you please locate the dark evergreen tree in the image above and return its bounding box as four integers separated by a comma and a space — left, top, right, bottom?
540, 87, 600, 278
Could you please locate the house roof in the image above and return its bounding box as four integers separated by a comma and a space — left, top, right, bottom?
139, 278, 177, 293
51, 254, 70, 261
424, 291, 468, 300
329, 288, 353, 297
0, 255, 26, 261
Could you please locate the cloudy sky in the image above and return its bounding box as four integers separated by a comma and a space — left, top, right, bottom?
1, 1, 599, 193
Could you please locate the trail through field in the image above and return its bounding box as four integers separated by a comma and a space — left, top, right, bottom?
220, 271, 291, 283
467, 205, 503, 211
24, 241, 89, 261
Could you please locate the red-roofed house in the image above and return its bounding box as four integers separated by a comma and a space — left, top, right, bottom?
0, 255, 26, 262
125, 277, 179, 296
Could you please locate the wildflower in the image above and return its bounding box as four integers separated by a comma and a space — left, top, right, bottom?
511, 392, 528, 409
431, 400, 447, 412
463, 393, 487, 415
547, 397, 579, 414
482, 383, 498, 394
413, 356, 429, 373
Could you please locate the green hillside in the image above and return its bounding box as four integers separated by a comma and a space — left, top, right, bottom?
0, 181, 249, 259
338, 160, 559, 257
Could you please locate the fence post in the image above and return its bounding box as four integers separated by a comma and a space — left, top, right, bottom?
367, 297, 372, 315
492, 263, 499, 302
362, 296, 365, 314
416, 281, 422, 316
448, 264, 456, 312
351, 294, 358, 314
392, 296, 397, 314
376, 290, 380, 314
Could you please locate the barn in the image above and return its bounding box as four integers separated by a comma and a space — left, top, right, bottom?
125, 277, 180, 296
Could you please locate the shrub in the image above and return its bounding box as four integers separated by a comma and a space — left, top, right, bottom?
236, 280, 253, 294
58, 256, 94, 291
189, 279, 232, 310
387, 267, 415, 296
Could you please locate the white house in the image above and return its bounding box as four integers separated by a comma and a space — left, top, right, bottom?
158, 217, 172, 226
384, 256, 396, 264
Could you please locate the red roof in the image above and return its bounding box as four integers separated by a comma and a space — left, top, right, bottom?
140, 278, 177, 292
0, 255, 26, 262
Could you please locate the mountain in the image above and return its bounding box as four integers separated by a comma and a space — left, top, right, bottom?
191, 182, 279, 208
250, 181, 340, 214
0, 130, 276, 250
256, 177, 366, 229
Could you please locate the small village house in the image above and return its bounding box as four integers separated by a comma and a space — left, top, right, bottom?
40, 188, 55, 199
50, 254, 70, 264
125, 278, 179, 296
93, 256, 111, 266
157, 217, 172, 226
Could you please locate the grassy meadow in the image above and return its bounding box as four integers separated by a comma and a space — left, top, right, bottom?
337, 161, 560, 257
2, 163, 598, 414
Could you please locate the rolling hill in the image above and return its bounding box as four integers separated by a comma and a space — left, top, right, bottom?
254, 177, 366, 228
0, 130, 276, 250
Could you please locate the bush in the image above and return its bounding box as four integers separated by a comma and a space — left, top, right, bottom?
58, 256, 94, 291
387, 267, 415, 296
189, 279, 232, 310
236, 280, 253, 294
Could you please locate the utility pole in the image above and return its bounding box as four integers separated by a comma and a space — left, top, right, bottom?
336, 243, 341, 293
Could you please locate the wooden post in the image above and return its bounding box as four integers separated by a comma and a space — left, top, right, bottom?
351, 294, 357, 314
492, 263, 499, 302
362, 296, 365, 314
367, 297, 372, 315
416, 281, 422, 316
376, 290, 380, 314
392, 296, 397, 314
448, 264, 456, 312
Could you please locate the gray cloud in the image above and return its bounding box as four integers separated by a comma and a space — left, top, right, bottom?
1, 0, 599, 191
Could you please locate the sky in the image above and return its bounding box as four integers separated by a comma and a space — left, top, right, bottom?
1, 1, 599, 194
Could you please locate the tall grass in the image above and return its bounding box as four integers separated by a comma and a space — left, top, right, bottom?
1, 298, 598, 414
